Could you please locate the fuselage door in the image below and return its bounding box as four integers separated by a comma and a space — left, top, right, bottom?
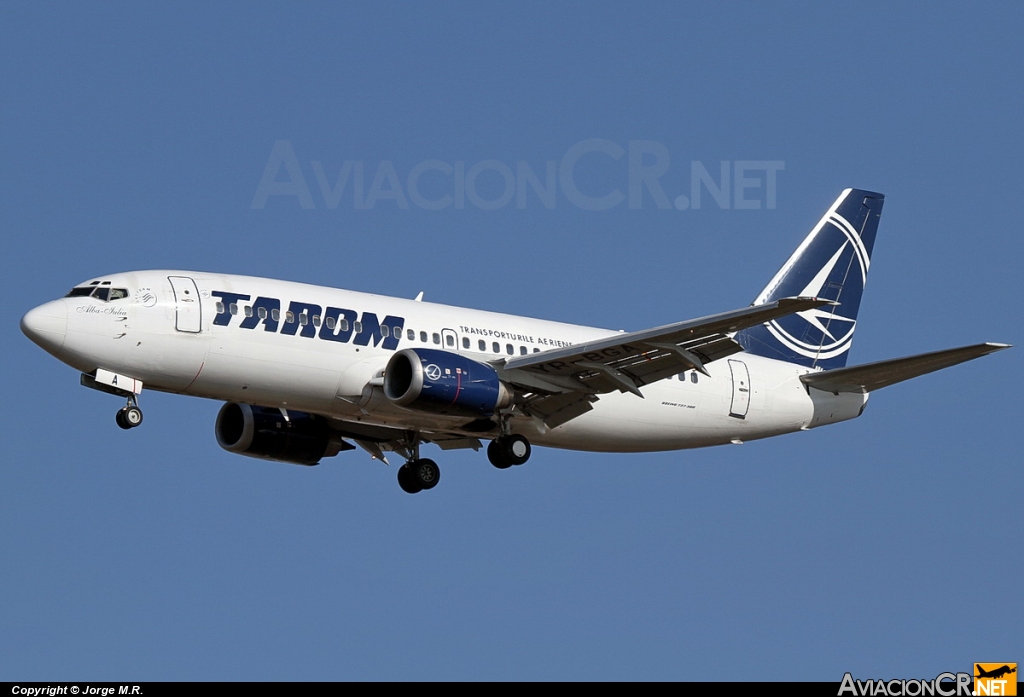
728, 359, 750, 419
168, 276, 202, 333
441, 328, 460, 352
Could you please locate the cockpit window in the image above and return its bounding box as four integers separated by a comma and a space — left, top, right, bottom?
65, 286, 130, 301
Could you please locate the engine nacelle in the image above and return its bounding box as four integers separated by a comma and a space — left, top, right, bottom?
215, 402, 341, 466
383, 348, 511, 418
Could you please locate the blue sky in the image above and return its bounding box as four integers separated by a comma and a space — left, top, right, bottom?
2, 2, 1021, 681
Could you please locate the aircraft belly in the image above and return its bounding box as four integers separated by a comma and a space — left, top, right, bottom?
187, 340, 341, 411
127, 334, 209, 391
530, 359, 815, 452
334, 388, 487, 433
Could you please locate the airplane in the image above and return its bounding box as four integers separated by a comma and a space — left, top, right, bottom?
20, 188, 1010, 493
976, 665, 1017, 680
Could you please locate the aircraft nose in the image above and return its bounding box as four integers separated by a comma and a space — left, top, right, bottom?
21, 299, 68, 353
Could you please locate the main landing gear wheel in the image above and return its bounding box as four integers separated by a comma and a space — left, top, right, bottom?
397, 458, 441, 494
397, 464, 421, 493
487, 441, 512, 469
487, 434, 531, 469
116, 405, 143, 430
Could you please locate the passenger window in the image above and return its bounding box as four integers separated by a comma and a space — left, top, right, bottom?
407, 329, 415, 340
433, 333, 441, 345
691, 372, 698, 383
313, 315, 321, 327
354, 321, 362, 334
678, 373, 685, 381
520, 346, 527, 355
299, 314, 308, 326
286, 311, 295, 323
340, 319, 349, 332
479, 340, 486, 351
446, 334, 454, 347
216, 302, 225, 314
533, 348, 540, 353
326, 316, 336, 330
420, 331, 427, 342
492, 342, 500, 353
244, 305, 253, 317
381, 325, 389, 337
462, 337, 470, 349
506, 344, 513, 355
258, 307, 268, 320
271, 309, 280, 322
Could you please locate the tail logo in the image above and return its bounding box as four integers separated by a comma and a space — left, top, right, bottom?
763, 210, 868, 362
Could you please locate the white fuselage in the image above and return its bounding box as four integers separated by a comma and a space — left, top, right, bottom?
26, 270, 868, 452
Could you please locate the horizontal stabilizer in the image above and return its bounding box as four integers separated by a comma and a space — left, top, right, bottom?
800, 342, 1011, 394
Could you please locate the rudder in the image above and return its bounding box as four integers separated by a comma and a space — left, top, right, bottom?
735, 188, 885, 370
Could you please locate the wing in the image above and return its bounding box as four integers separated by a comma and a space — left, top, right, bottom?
326, 417, 483, 464
800, 342, 1011, 394
494, 296, 834, 428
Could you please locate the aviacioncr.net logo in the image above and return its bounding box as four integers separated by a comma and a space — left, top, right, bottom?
838, 672, 972, 697
974, 664, 1017, 696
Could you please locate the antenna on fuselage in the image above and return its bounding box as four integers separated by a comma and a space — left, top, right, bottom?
414, 291, 424, 302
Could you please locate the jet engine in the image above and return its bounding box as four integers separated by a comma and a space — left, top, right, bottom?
215, 402, 344, 466
383, 348, 511, 418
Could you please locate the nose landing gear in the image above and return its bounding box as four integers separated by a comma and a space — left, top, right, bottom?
115, 396, 144, 430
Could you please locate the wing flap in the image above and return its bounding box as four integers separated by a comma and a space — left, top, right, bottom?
499, 296, 831, 398
520, 392, 598, 429
800, 342, 1011, 394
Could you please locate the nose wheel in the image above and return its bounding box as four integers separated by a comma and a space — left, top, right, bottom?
115, 397, 144, 430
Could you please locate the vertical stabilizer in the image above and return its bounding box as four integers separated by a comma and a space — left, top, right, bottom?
735, 188, 884, 370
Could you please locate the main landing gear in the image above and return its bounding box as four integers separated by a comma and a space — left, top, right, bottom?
394, 433, 532, 493
487, 434, 531, 469
115, 395, 143, 430
397, 458, 440, 494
